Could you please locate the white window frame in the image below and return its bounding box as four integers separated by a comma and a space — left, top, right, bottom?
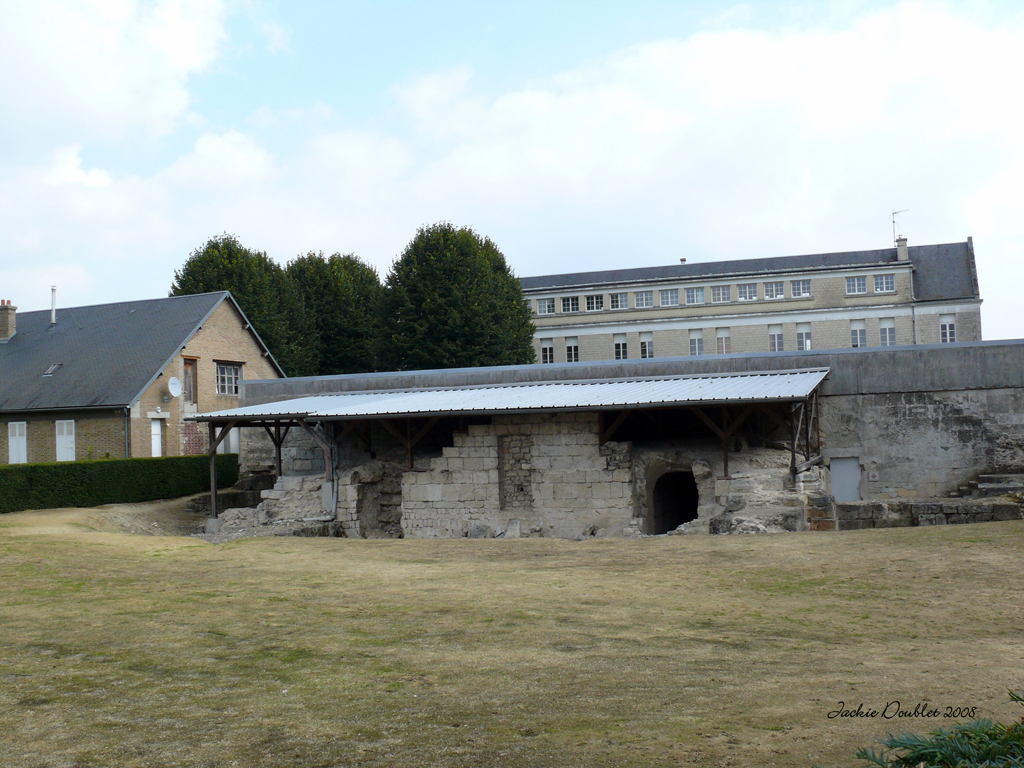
540, 339, 554, 364
791, 280, 811, 298
716, 328, 731, 355
613, 333, 627, 360
216, 363, 241, 396
639, 332, 653, 359
537, 298, 555, 315
660, 289, 679, 307
609, 292, 628, 310
850, 320, 867, 348
585, 294, 604, 312
737, 283, 757, 301
764, 281, 785, 300
565, 337, 579, 363
711, 285, 731, 303
635, 290, 653, 308
561, 296, 579, 313
8, 421, 27, 464
879, 318, 896, 347
796, 323, 812, 351
768, 324, 784, 352
874, 274, 895, 293
846, 276, 867, 295
685, 287, 704, 305
940, 315, 956, 343
689, 332, 703, 356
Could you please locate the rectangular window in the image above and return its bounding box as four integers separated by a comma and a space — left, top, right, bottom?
216, 363, 241, 395
879, 318, 896, 347
183, 358, 197, 404
565, 336, 579, 363
540, 339, 554, 364
660, 288, 679, 307
640, 332, 654, 359
716, 328, 731, 355
791, 279, 812, 298
609, 292, 628, 309
850, 319, 867, 348
846, 276, 867, 295
711, 285, 731, 303
537, 298, 555, 315
585, 294, 604, 311
685, 287, 704, 305
764, 281, 785, 300
768, 324, 784, 352
874, 274, 895, 293
561, 296, 579, 313
737, 283, 757, 301
689, 331, 703, 356
55, 419, 75, 462
8, 422, 27, 464
635, 290, 653, 308
613, 333, 627, 360
796, 322, 812, 351
940, 314, 956, 343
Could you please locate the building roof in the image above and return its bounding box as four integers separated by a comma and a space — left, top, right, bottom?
519, 240, 979, 302
191, 368, 830, 423
0, 292, 283, 413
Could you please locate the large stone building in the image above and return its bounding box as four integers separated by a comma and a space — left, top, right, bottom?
0, 292, 283, 464
520, 237, 982, 363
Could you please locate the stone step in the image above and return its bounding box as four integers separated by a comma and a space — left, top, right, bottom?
974, 483, 1024, 496
235, 473, 277, 492
977, 473, 1024, 484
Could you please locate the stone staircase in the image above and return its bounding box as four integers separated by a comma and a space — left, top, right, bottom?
950, 472, 1024, 498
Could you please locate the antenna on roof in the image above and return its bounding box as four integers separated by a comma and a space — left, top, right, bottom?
891, 209, 909, 245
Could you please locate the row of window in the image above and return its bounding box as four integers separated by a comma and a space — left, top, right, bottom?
7, 419, 75, 464
537, 316, 956, 362
535, 274, 898, 315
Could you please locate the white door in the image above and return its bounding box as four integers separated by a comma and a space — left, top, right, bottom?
831, 457, 862, 502
55, 420, 75, 462
8, 422, 27, 464
151, 419, 163, 457
216, 427, 240, 455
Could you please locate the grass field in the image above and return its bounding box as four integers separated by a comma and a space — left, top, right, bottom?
1, 501, 1022, 768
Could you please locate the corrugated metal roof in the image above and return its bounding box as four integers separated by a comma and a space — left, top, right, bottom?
192, 368, 830, 422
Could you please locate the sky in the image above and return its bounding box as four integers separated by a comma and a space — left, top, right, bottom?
1, 0, 1022, 338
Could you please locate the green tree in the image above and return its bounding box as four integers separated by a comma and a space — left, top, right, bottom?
287, 252, 383, 375
170, 234, 317, 376
379, 223, 536, 371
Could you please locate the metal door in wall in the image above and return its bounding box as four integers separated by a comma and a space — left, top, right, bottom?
830, 457, 862, 502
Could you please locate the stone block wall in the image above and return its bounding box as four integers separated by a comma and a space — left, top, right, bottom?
834, 499, 1022, 530
401, 413, 635, 539
821, 388, 1024, 500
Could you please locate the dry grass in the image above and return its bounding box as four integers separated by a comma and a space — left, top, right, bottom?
1, 502, 1022, 768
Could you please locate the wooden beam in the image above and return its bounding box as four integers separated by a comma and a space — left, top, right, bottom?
600, 410, 632, 444
296, 418, 334, 482
376, 418, 406, 445
795, 455, 823, 473
691, 406, 726, 440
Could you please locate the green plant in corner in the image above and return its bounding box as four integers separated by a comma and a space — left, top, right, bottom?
852, 690, 1024, 768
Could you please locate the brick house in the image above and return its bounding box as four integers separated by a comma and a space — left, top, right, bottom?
522, 237, 982, 363
0, 292, 283, 465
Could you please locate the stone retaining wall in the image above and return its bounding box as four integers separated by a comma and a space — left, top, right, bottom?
834, 499, 1023, 530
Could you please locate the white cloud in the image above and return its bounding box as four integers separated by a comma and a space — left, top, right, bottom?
162, 130, 275, 190
42, 145, 112, 188
0, 0, 227, 142
261, 20, 290, 53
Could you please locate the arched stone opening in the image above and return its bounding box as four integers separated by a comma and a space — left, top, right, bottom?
650, 471, 700, 534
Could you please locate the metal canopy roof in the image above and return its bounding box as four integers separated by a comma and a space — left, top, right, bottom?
190, 368, 830, 423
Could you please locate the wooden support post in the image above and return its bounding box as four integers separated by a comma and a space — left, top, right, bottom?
208, 422, 217, 519
803, 398, 812, 461
789, 404, 798, 479
692, 405, 754, 480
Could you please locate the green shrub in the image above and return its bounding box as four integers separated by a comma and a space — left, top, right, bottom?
854, 690, 1024, 768
0, 454, 238, 514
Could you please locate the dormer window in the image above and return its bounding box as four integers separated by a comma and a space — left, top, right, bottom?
43, 363, 62, 376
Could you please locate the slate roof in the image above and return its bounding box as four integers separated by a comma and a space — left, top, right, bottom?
0, 292, 281, 413
519, 240, 979, 303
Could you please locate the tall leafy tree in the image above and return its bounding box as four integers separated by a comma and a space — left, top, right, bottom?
287, 252, 382, 375
379, 223, 536, 371
170, 234, 317, 376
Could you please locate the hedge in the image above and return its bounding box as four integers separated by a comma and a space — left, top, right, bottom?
0, 454, 238, 514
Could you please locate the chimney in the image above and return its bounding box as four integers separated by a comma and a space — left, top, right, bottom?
896, 236, 909, 261
0, 300, 16, 342
51, 286, 57, 327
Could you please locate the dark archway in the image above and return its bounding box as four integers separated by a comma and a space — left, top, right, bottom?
650, 471, 699, 534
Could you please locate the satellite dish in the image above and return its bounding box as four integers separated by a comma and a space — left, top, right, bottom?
167, 377, 182, 398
